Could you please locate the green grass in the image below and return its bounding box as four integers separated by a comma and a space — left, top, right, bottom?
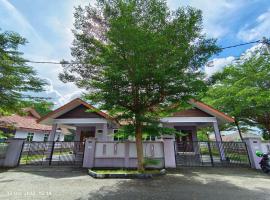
91, 169, 160, 174
20, 151, 73, 164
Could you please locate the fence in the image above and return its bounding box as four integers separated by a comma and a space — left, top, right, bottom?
19, 141, 85, 166
175, 141, 250, 167
83, 140, 165, 169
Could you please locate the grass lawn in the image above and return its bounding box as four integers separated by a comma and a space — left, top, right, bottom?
20, 151, 74, 164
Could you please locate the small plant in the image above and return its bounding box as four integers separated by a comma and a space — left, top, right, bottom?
143, 158, 160, 167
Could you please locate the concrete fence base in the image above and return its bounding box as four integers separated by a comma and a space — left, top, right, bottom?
83, 138, 176, 169
0, 139, 24, 168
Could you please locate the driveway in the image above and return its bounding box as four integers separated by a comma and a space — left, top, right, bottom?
0, 167, 269, 200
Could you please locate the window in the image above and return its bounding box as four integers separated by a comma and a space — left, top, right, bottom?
26, 133, 34, 142
97, 129, 103, 134
44, 134, 49, 142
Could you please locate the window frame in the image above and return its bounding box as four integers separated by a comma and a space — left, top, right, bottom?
43, 134, 49, 142
26, 132, 34, 142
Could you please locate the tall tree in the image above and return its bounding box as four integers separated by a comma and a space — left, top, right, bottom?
60, 0, 219, 170
203, 49, 270, 140
0, 30, 46, 115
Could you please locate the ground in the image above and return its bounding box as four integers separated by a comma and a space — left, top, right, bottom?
0, 167, 269, 200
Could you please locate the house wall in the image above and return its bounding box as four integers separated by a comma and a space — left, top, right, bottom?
14, 130, 64, 142
162, 123, 198, 141
75, 123, 118, 142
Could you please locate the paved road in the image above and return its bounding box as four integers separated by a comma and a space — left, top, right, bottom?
0, 167, 269, 200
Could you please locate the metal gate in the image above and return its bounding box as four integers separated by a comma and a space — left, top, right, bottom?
175, 141, 250, 167
19, 141, 85, 166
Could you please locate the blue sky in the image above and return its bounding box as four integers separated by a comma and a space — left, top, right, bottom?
0, 0, 270, 107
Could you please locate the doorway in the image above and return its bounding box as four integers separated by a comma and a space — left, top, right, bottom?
174, 127, 194, 152
80, 127, 96, 142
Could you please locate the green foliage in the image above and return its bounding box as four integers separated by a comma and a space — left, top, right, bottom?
203, 52, 270, 139
60, 0, 219, 169
64, 133, 75, 142
197, 130, 209, 141
115, 117, 183, 139
61, 0, 219, 127
0, 30, 47, 115
0, 130, 14, 139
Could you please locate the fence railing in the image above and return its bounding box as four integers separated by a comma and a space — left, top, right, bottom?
19, 141, 85, 166
175, 141, 250, 167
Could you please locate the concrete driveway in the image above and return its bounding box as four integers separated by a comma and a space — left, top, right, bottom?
0, 167, 269, 200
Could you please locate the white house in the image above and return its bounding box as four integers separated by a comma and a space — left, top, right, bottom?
0, 108, 64, 142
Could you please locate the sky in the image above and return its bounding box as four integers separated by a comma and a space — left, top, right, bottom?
0, 0, 270, 107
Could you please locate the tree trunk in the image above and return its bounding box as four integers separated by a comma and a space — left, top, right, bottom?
135, 118, 144, 171
235, 120, 244, 141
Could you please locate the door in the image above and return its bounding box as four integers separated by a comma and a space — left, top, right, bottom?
175, 128, 194, 152
80, 127, 95, 142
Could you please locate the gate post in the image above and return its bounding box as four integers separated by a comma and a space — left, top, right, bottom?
3, 139, 25, 168
243, 137, 262, 169
83, 138, 95, 168
163, 138, 176, 168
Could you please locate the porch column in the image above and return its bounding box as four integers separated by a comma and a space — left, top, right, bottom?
213, 121, 226, 160
75, 127, 81, 141
48, 124, 57, 141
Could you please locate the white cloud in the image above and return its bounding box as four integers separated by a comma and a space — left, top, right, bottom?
43, 78, 84, 108
237, 9, 270, 42
168, 0, 247, 38
205, 56, 235, 77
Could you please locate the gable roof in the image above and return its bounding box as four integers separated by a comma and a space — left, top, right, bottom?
38, 98, 117, 125
23, 108, 41, 119
0, 109, 51, 132
188, 99, 235, 123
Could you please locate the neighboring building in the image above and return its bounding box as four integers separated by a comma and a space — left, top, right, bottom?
209, 131, 260, 142
38, 98, 234, 144
0, 108, 64, 142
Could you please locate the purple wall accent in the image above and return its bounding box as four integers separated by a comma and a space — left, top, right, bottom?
83, 139, 95, 168
124, 142, 129, 168
83, 139, 168, 169
102, 144, 106, 155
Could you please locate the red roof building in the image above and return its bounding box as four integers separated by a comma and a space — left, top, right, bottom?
0, 108, 53, 141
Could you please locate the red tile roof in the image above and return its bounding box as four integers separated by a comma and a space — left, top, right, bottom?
0, 113, 52, 132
